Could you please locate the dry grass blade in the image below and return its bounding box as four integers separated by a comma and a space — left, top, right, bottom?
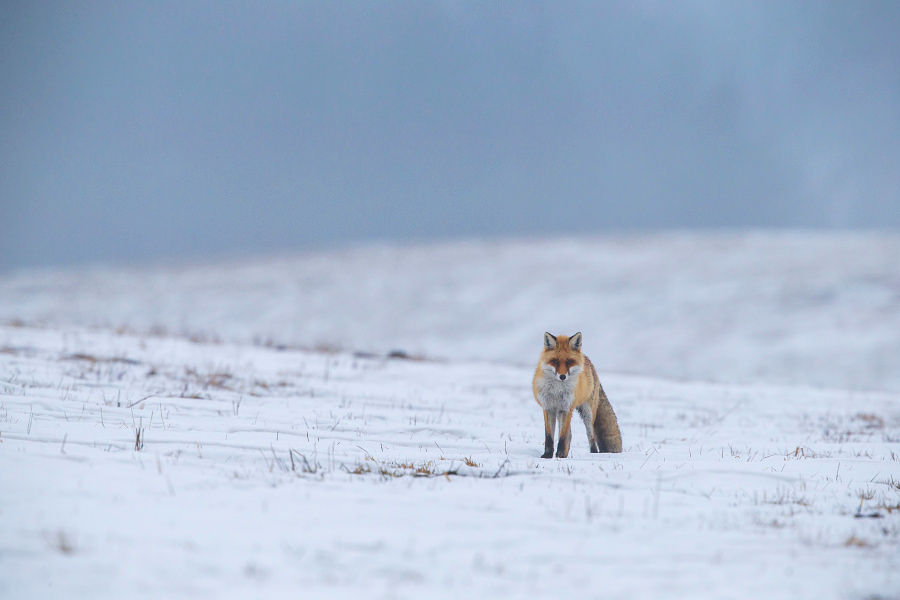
134, 417, 144, 451
47, 531, 75, 555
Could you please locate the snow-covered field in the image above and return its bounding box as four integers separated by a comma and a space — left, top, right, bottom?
2, 233, 899, 599
3, 232, 900, 392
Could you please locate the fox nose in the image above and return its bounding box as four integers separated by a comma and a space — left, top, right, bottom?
558, 373, 567, 381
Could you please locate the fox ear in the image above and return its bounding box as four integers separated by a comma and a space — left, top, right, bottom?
543, 332, 557, 350
570, 332, 582, 351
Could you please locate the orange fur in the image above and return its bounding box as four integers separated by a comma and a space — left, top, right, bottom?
533, 332, 622, 457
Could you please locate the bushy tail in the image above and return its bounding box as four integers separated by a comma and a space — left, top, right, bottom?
593, 384, 622, 453
585, 357, 622, 453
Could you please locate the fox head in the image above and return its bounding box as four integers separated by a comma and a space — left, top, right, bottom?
540, 332, 584, 382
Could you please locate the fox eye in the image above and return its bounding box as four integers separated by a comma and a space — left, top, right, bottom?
548, 359, 559, 367
565, 359, 576, 367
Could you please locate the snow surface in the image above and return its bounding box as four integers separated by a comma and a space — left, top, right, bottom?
2, 234, 899, 599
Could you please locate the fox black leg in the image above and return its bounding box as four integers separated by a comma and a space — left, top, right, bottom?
556, 430, 570, 458
542, 410, 556, 459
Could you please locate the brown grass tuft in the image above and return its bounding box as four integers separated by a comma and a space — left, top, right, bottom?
855, 413, 885, 429
47, 530, 76, 555
844, 535, 871, 548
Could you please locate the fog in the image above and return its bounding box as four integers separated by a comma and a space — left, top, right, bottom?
2, 1, 898, 270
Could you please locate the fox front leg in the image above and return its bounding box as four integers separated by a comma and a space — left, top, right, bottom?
556, 409, 574, 458
542, 410, 557, 459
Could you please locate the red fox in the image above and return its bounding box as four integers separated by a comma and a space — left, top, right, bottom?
533, 332, 622, 458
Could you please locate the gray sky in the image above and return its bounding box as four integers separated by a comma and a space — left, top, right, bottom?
2, 1, 899, 271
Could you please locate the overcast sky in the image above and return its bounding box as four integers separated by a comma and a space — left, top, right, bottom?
2, 1, 899, 270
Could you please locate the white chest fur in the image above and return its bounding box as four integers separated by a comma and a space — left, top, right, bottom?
535, 373, 578, 413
